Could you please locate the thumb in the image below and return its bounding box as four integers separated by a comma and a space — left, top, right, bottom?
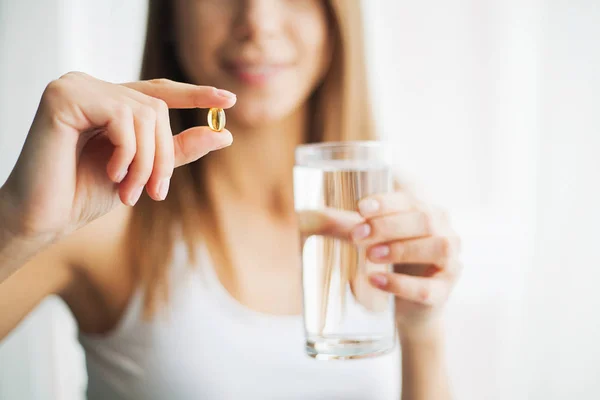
297, 208, 363, 240
173, 127, 233, 168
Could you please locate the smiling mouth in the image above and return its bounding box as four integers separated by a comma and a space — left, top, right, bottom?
223, 62, 291, 85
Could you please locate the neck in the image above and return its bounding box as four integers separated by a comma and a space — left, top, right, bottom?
202, 107, 307, 215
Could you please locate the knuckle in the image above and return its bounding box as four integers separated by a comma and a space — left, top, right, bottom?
60, 71, 87, 80
174, 133, 209, 165
149, 97, 169, 115
112, 103, 133, 121
367, 220, 383, 241
43, 78, 72, 102
148, 78, 171, 86
173, 135, 189, 163
136, 105, 156, 124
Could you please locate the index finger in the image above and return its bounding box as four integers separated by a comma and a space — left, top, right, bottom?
121, 79, 237, 109
298, 208, 363, 239
357, 191, 416, 219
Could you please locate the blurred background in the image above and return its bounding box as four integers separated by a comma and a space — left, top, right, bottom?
0, 0, 599, 399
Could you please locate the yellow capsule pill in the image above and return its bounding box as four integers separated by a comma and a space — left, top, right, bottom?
208, 108, 226, 132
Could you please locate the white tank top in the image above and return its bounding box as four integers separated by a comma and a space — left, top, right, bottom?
79, 241, 401, 400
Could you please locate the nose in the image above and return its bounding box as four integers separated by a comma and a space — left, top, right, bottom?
233, 0, 283, 40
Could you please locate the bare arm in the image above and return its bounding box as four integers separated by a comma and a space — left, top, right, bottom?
0, 188, 56, 282
0, 73, 238, 339
0, 74, 235, 285
400, 323, 452, 400
0, 193, 73, 339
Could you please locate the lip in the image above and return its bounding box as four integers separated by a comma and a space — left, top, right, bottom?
223, 61, 291, 85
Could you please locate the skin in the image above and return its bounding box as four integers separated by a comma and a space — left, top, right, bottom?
0, 1, 460, 399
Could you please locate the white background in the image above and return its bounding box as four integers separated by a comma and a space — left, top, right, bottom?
1, 0, 599, 399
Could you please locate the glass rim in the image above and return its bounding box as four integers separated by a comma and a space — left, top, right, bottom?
295, 141, 390, 166
296, 140, 385, 152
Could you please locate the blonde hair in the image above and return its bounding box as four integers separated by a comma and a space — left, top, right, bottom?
130, 0, 378, 317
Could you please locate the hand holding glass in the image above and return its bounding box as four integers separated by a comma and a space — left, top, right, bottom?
294, 141, 395, 360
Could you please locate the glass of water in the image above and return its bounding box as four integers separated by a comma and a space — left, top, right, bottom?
294, 141, 396, 360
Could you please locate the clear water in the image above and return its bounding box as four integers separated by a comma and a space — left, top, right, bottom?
294, 161, 396, 359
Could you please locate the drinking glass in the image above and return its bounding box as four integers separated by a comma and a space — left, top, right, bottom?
294, 141, 395, 360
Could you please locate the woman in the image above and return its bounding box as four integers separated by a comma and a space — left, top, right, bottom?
0, 0, 461, 399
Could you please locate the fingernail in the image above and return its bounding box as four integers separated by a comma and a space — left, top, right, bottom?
128, 186, 143, 206
370, 274, 388, 288
352, 223, 371, 241
359, 199, 379, 215
116, 168, 128, 183
370, 245, 390, 259
158, 179, 170, 200
216, 88, 236, 99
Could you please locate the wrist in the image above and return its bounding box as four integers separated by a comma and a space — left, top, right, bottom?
0, 183, 59, 243
397, 318, 445, 346
0, 185, 54, 281
0, 186, 58, 248
0, 184, 21, 239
